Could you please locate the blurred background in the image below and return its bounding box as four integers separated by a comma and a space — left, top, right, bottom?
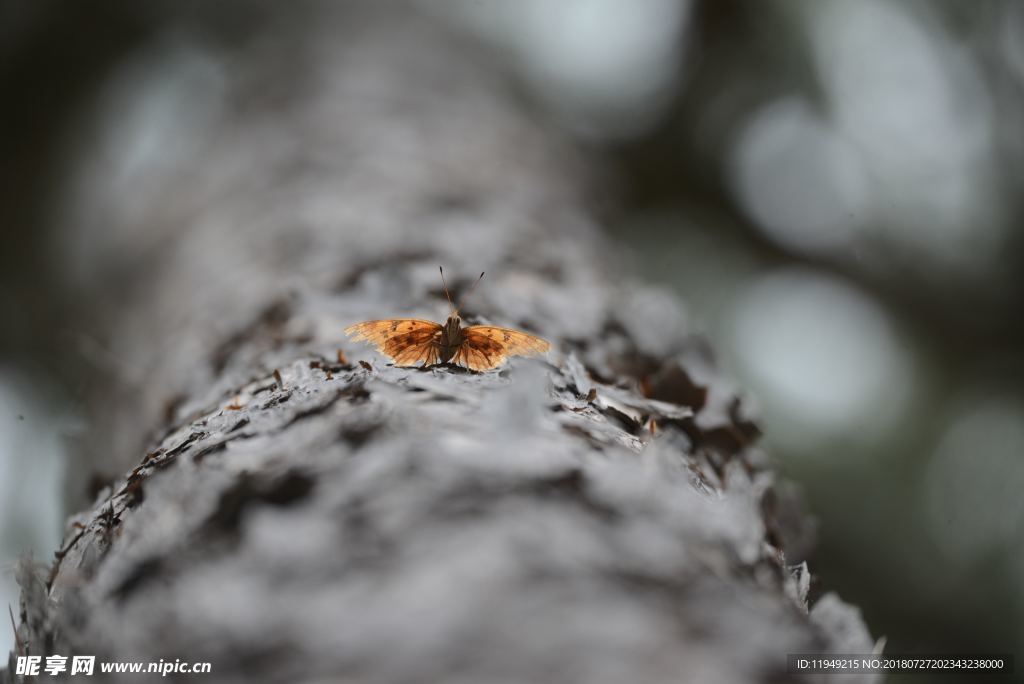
2, 0, 1022, 678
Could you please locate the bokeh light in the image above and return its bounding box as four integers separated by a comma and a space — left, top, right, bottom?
0, 368, 68, 655
809, 0, 1003, 277
429, 0, 690, 139
730, 97, 869, 255
728, 268, 911, 452
925, 395, 1024, 567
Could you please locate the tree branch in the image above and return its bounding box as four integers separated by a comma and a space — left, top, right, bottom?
5, 5, 873, 683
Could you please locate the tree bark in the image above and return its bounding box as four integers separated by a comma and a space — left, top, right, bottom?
6, 4, 874, 683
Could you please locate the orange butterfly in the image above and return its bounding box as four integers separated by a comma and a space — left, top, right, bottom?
345, 268, 550, 371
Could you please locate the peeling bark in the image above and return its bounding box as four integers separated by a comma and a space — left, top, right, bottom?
5, 4, 874, 683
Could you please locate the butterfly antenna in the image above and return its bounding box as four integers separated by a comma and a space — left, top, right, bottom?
454, 272, 485, 316
439, 266, 456, 316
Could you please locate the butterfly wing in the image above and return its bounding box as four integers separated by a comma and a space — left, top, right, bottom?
345, 319, 442, 367
455, 326, 550, 371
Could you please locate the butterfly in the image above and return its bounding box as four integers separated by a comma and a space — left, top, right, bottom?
345, 268, 550, 371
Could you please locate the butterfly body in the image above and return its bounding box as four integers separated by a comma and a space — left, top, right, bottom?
439, 315, 464, 363
345, 268, 550, 372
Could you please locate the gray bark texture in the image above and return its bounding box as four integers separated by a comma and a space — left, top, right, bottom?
5, 5, 875, 683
